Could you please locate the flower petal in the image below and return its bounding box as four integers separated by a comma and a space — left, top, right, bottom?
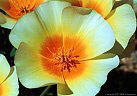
107, 4, 136, 49
9, 1, 71, 49
58, 94, 74, 96
62, 7, 115, 58
82, 0, 114, 18
57, 83, 73, 95
0, 54, 10, 84
15, 42, 61, 88
0, 0, 46, 19
0, 67, 19, 96
0, 14, 16, 29
65, 55, 119, 96
0, 13, 6, 24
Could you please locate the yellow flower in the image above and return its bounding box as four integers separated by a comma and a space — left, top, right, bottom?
10, 1, 119, 96
0, 54, 19, 96
61, 0, 136, 49
0, 0, 46, 29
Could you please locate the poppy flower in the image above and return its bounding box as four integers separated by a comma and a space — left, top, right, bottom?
0, 54, 19, 96
10, 1, 119, 96
61, 0, 136, 49
0, 0, 45, 29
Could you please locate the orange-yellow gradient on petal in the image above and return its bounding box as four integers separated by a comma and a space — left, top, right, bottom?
0, 54, 19, 96
40, 34, 92, 80
0, 86, 3, 96
67, 0, 114, 18
0, 81, 10, 96
0, 0, 45, 19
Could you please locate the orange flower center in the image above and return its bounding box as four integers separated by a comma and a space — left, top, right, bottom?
0, 85, 3, 95
51, 47, 81, 72
40, 35, 89, 80
3, 0, 44, 19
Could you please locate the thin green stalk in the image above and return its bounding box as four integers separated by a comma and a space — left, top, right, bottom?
40, 86, 52, 96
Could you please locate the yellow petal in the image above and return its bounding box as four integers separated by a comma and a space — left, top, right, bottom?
0, 54, 10, 84
107, 4, 136, 49
82, 0, 114, 18
62, 7, 115, 58
0, 67, 19, 96
65, 55, 119, 96
58, 94, 74, 96
11, 1, 116, 90
9, 1, 71, 49
15, 42, 62, 88
57, 83, 73, 95
64, 0, 114, 18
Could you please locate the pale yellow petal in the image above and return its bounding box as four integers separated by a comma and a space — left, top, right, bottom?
15, 42, 62, 88
0, 67, 19, 96
62, 7, 115, 58
0, 54, 10, 84
107, 4, 136, 49
9, 1, 71, 49
65, 55, 119, 96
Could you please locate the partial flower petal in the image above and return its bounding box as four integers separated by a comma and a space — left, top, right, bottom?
64, 0, 114, 18
82, 0, 114, 18
58, 94, 74, 96
57, 83, 73, 95
62, 7, 115, 58
0, 54, 10, 84
9, 1, 71, 49
9, 10, 46, 49
0, 67, 19, 96
0, 13, 6, 24
15, 42, 61, 88
0, 14, 16, 29
107, 4, 136, 49
35, 1, 71, 32
65, 55, 119, 96
0, 0, 46, 19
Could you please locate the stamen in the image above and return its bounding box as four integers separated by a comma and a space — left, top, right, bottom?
54, 48, 80, 72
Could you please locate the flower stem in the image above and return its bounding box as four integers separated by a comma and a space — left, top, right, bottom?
40, 86, 52, 96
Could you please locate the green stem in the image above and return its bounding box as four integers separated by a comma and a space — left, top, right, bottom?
10, 47, 16, 57
40, 86, 52, 96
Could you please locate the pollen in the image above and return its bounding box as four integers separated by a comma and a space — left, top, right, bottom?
53, 47, 81, 72
40, 35, 88, 80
